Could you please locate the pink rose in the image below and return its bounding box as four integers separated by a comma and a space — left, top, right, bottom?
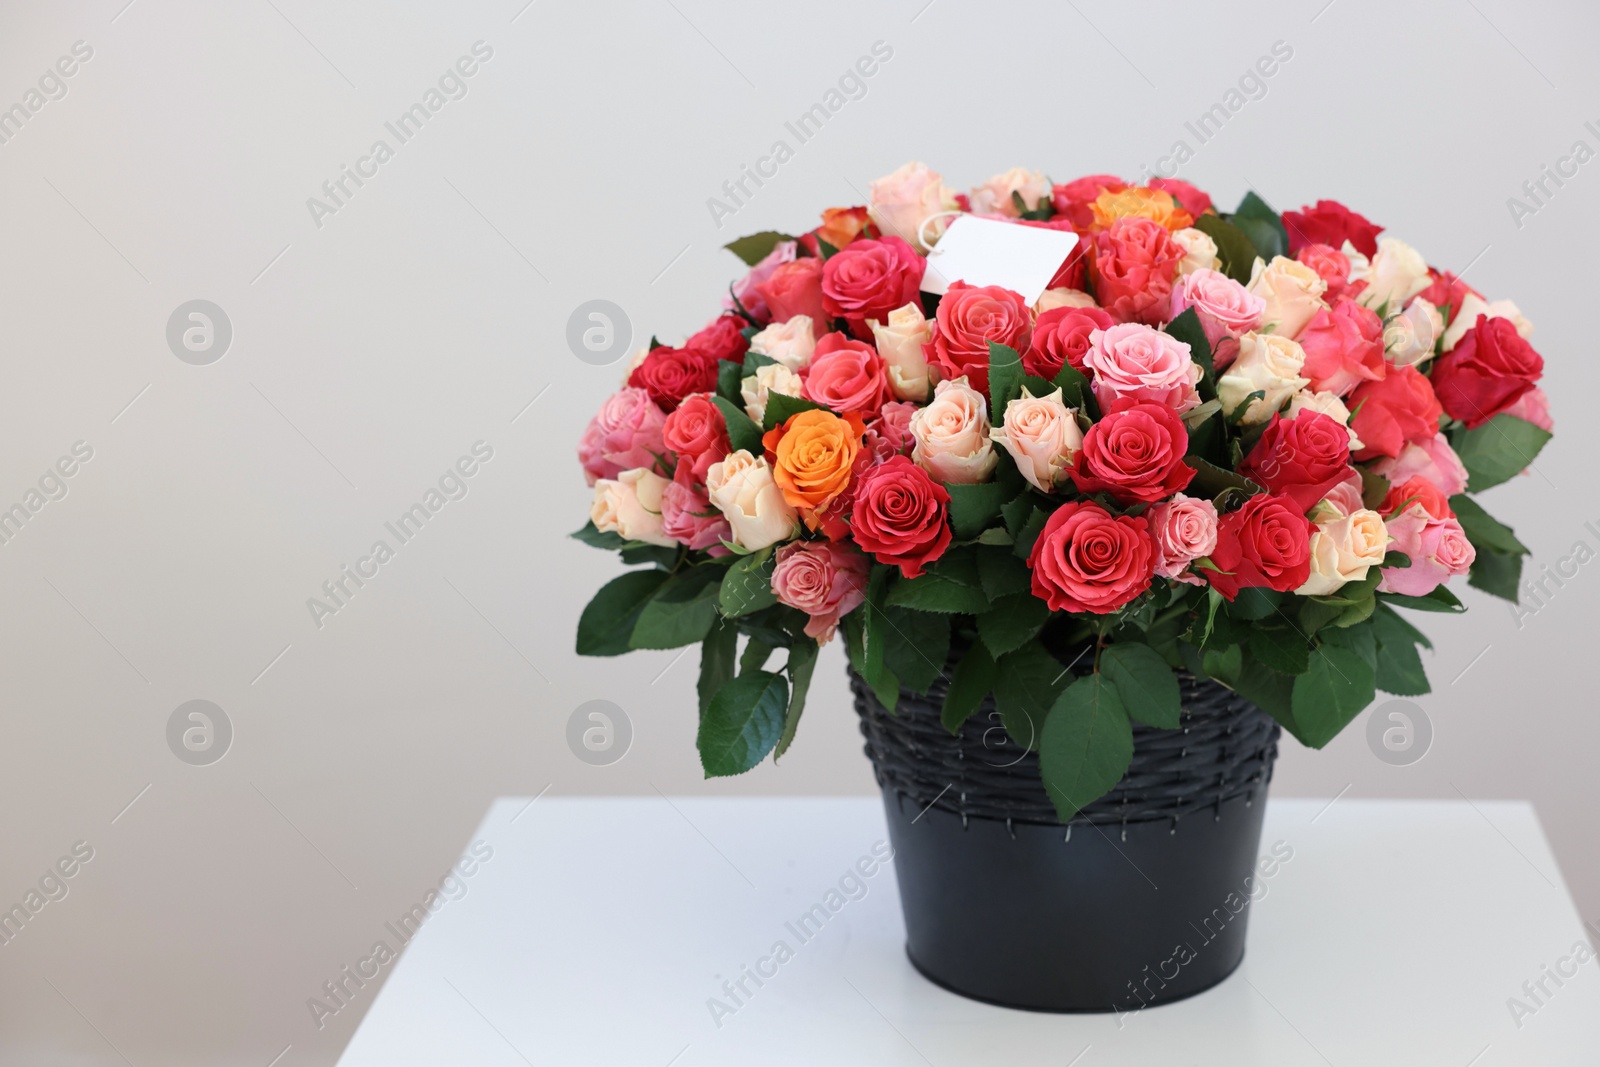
802, 334, 891, 413
1380, 512, 1475, 597
578, 387, 667, 486
660, 473, 732, 552
1025, 305, 1115, 379
1090, 216, 1183, 325
661, 392, 729, 484
1145, 494, 1219, 582
1169, 269, 1266, 350
866, 400, 918, 461
755, 258, 830, 329
726, 239, 797, 323
821, 236, 925, 340
1295, 243, 1352, 303
1297, 298, 1386, 397
867, 161, 959, 252
1083, 323, 1202, 414
924, 281, 1032, 395
1502, 386, 1552, 431
771, 541, 871, 644
1372, 435, 1469, 498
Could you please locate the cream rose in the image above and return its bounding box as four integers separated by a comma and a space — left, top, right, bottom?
1486, 299, 1534, 338
748, 315, 815, 371
1356, 237, 1429, 312
1171, 227, 1222, 276
1384, 297, 1443, 366
910, 376, 998, 484
870, 302, 935, 402
992, 387, 1082, 492
1247, 255, 1328, 338
1218, 332, 1311, 426
868, 161, 960, 252
968, 167, 1050, 217
1441, 293, 1533, 352
1033, 287, 1098, 314
1288, 389, 1364, 450
705, 450, 797, 551
590, 468, 675, 547
740, 363, 802, 424
1297, 508, 1389, 596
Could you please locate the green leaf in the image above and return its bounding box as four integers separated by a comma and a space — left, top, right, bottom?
1202, 643, 1242, 686
619, 542, 679, 568
946, 481, 1011, 540
762, 391, 826, 431
976, 592, 1050, 657
697, 669, 788, 776
576, 569, 670, 656
723, 231, 794, 266
1193, 213, 1260, 284
1248, 625, 1311, 675
720, 547, 777, 617
988, 341, 1025, 422
1378, 587, 1466, 613
1227, 586, 1283, 621
885, 569, 993, 614
1012, 507, 1050, 559
1100, 642, 1181, 728
775, 639, 819, 758
1369, 603, 1431, 697
571, 520, 625, 550
1469, 550, 1524, 602
740, 636, 774, 674
881, 606, 951, 695
1291, 643, 1376, 748
977, 544, 1033, 600
1052, 364, 1094, 414
712, 396, 764, 456
859, 568, 898, 711
1162, 307, 1215, 398
1184, 456, 1261, 501
994, 643, 1074, 752
942, 642, 998, 733
1232, 659, 1299, 736
1450, 495, 1529, 556
1230, 191, 1288, 262
1038, 675, 1135, 822
698, 620, 739, 714
716, 359, 744, 404
1450, 415, 1552, 492
631, 566, 723, 649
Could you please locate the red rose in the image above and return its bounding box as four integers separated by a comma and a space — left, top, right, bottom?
1238, 412, 1352, 513
1429, 315, 1544, 428
1025, 305, 1116, 378
1206, 494, 1314, 600
1348, 365, 1442, 461
1091, 216, 1183, 325
821, 236, 924, 340
1028, 501, 1157, 614
802, 334, 891, 414
628, 346, 718, 410
686, 314, 750, 364
1070, 399, 1195, 504
1051, 174, 1126, 230
661, 393, 730, 483
1282, 199, 1384, 258
1296, 298, 1385, 397
1414, 269, 1481, 328
1295, 243, 1352, 302
924, 281, 1032, 394
848, 455, 951, 578
755, 258, 830, 329
1146, 178, 1213, 218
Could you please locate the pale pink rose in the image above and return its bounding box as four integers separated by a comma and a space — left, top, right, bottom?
1379, 510, 1474, 597
771, 541, 871, 643
991, 387, 1082, 492
1169, 269, 1266, 349
1501, 386, 1553, 432
870, 302, 934, 401
726, 240, 798, 322
1311, 472, 1368, 522
1083, 323, 1202, 414
660, 475, 732, 552
740, 363, 802, 424
910, 376, 998, 484
590, 468, 675, 547
969, 167, 1050, 217
868, 161, 960, 252
1145, 494, 1219, 582
748, 315, 816, 371
1247, 255, 1328, 339
705, 451, 797, 551
578, 387, 668, 486
867, 400, 918, 461
1298, 509, 1388, 596
1373, 435, 1469, 497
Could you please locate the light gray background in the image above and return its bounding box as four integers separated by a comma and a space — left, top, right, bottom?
0, 0, 1594, 1063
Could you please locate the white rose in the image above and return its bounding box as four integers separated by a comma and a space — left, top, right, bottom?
740, 363, 802, 424
1288, 390, 1364, 451
748, 315, 815, 371
1383, 298, 1443, 367
1218, 332, 1310, 426
705, 451, 797, 551
1356, 237, 1429, 312
870, 302, 934, 402
590, 468, 675, 547
1485, 299, 1533, 338
968, 167, 1050, 217
910, 376, 998, 485
1297, 508, 1389, 596
1247, 255, 1328, 338
1171, 227, 1221, 276
1033, 287, 1099, 314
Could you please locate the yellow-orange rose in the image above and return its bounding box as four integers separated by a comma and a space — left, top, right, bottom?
1089, 187, 1194, 234
764, 408, 863, 521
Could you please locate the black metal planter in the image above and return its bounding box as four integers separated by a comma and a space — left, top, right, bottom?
852, 659, 1281, 1013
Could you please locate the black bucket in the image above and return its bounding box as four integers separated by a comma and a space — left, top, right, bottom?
852, 662, 1281, 1012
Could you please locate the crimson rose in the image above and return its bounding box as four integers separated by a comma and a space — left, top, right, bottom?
848, 455, 951, 578
1282, 199, 1383, 258
628, 346, 718, 410
1429, 315, 1544, 428
1205, 494, 1314, 600
1027, 501, 1157, 614
1025, 304, 1115, 378
1238, 412, 1352, 513
1069, 399, 1195, 504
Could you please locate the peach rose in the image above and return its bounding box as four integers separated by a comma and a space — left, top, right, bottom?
1218, 332, 1311, 426
764, 408, 862, 520
1247, 255, 1328, 338
910, 376, 998, 485
992, 386, 1082, 492
870, 302, 934, 401
590, 468, 676, 547
705, 450, 798, 551
1171, 227, 1222, 276
748, 315, 816, 371
1297, 508, 1389, 596
868, 161, 959, 252
969, 167, 1050, 217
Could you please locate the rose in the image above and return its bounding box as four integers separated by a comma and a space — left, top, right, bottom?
909, 376, 998, 485
1312, 472, 1367, 522
661, 392, 729, 483
1348, 365, 1442, 461
755, 258, 829, 328
1440, 291, 1490, 351
1170, 227, 1222, 276
590, 468, 676, 547
1025, 304, 1115, 378
821, 236, 925, 340
1429, 315, 1544, 428
1051, 174, 1126, 229
1090, 216, 1183, 325
740, 362, 802, 424
764, 408, 863, 522
748, 315, 816, 371
1147, 177, 1214, 218
1297, 508, 1388, 596
1378, 481, 1473, 597
848, 455, 952, 578
1384, 298, 1443, 367
1380, 475, 1453, 524
992, 387, 1082, 492
1296, 298, 1385, 396
1146, 494, 1219, 582
687, 314, 751, 364
810, 206, 874, 252
1205, 493, 1315, 600
1372, 434, 1469, 497
1033, 287, 1099, 314
1295, 243, 1353, 302
969, 167, 1050, 217
660, 473, 732, 551
1089, 187, 1195, 233
705, 450, 798, 551
1502, 385, 1552, 431
1247, 255, 1327, 339
1169, 269, 1266, 349
1083, 323, 1202, 413
924, 281, 1032, 394
1238, 411, 1353, 513
801, 333, 891, 414
867, 161, 959, 252
628, 345, 718, 410
1282, 199, 1383, 258
1027, 501, 1157, 614
578, 386, 668, 485
727, 239, 797, 323
1069, 398, 1195, 504
771, 541, 871, 644
866, 400, 918, 461
1418, 270, 1482, 332
1217, 332, 1311, 426
1355, 237, 1430, 312
870, 302, 934, 401
1287, 390, 1362, 450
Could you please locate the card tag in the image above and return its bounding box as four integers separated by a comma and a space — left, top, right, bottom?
919, 215, 1079, 306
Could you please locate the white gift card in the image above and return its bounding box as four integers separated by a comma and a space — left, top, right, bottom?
919, 215, 1080, 306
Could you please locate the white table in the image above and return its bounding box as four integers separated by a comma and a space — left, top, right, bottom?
337, 797, 1600, 1065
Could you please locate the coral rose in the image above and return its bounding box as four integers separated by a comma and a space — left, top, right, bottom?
1025, 305, 1115, 379
1051, 174, 1127, 230
1348, 365, 1442, 461
1069, 398, 1195, 504
755, 258, 830, 329
1091, 216, 1183, 325
848, 455, 951, 578
1296, 298, 1386, 397
1205, 494, 1315, 600
924, 281, 1032, 394
1237, 412, 1353, 513
821, 236, 925, 340
802, 334, 891, 414
1027, 501, 1157, 614
661, 392, 729, 483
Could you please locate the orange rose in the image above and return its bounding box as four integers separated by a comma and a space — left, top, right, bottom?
764, 408, 865, 524
1089, 187, 1194, 234
813, 206, 874, 251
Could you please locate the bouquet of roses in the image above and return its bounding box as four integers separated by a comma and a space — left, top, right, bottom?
574, 162, 1552, 820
